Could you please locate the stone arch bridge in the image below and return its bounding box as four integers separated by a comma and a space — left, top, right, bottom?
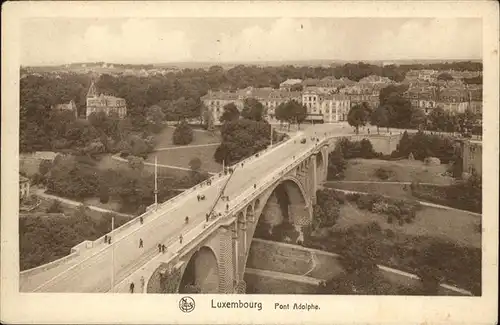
20, 129, 403, 294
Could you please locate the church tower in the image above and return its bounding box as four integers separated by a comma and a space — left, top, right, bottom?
87, 80, 98, 98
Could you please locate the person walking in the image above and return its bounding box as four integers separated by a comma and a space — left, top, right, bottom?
226, 203, 229, 211
179, 234, 183, 244
130, 282, 135, 294
206, 214, 209, 222
162, 244, 166, 253
158, 243, 162, 253
108, 237, 112, 244
140, 216, 143, 225
104, 235, 108, 244
253, 184, 256, 189
139, 238, 143, 248
140, 276, 145, 293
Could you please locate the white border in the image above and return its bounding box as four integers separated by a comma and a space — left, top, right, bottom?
2, 1, 498, 324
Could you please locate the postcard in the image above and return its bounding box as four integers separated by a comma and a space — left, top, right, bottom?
1, 1, 498, 324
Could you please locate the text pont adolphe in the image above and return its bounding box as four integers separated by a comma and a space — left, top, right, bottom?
274, 302, 320, 311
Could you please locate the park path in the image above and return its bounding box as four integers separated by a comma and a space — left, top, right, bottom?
326, 180, 449, 186
154, 143, 220, 152
323, 187, 481, 217
33, 188, 134, 218
111, 154, 218, 175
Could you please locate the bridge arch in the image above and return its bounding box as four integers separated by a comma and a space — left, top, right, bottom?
256, 176, 310, 236
178, 246, 219, 293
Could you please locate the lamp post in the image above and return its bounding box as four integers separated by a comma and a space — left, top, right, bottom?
154, 155, 158, 209
110, 216, 115, 292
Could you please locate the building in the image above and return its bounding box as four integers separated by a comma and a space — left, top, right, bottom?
437, 89, 470, 114
19, 175, 30, 200
86, 81, 127, 119
279, 79, 302, 91
53, 100, 78, 118
460, 139, 482, 176
405, 69, 439, 83
403, 88, 438, 114
302, 88, 350, 122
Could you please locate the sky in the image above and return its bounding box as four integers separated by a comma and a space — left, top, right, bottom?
21, 17, 482, 66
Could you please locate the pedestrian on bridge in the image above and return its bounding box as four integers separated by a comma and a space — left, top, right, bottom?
158, 243, 162, 253
108, 237, 112, 244
253, 184, 256, 189
104, 235, 108, 244
206, 214, 209, 222
130, 282, 135, 293
226, 203, 229, 211
162, 244, 166, 253
140, 216, 144, 225
140, 276, 145, 292
179, 234, 183, 244
139, 238, 144, 248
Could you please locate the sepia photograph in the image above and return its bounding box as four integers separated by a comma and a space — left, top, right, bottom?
2, 1, 498, 324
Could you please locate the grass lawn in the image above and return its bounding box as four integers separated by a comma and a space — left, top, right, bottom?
32, 197, 113, 222
334, 202, 481, 249
146, 145, 222, 173
153, 126, 221, 148
343, 158, 454, 185
324, 182, 415, 200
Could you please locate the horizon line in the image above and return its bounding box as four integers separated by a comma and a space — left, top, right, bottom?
22, 58, 483, 68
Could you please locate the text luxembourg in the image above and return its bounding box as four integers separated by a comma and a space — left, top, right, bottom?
211, 299, 262, 311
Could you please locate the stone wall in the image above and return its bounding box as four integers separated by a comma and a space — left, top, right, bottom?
244, 271, 318, 294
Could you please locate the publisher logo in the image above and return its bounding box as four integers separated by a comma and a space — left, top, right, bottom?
179, 296, 195, 313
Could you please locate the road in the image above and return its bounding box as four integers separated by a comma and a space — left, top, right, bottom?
21, 123, 354, 293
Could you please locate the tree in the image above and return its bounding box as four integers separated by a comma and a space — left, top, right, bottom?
347, 102, 370, 134
99, 183, 110, 204
128, 155, 145, 171
410, 107, 427, 130
46, 199, 63, 213
39, 160, 53, 176
428, 107, 448, 132
241, 98, 265, 121
327, 147, 346, 180
437, 72, 454, 81
146, 105, 166, 133
172, 121, 194, 145
370, 106, 389, 134
275, 100, 307, 131
220, 103, 240, 123
188, 157, 202, 172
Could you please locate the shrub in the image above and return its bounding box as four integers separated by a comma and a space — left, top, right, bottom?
99, 184, 110, 204
384, 228, 395, 238
374, 167, 392, 180
172, 121, 194, 145
345, 193, 360, 202
331, 190, 346, 204
46, 199, 63, 213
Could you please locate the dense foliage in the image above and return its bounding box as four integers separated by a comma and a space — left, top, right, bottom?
392, 131, 456, 163
19, 211, 131, 270
41, 156, 204, 214
219, 103, 240, 123
214, 119, 283, 165
172, 121, 194, 145
326, 137, 380, 180
347, 102, 371, 134
275, 100, 308, 130
411, 174, 482, 213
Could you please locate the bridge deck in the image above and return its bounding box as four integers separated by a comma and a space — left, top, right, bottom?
21, 124, 360, 293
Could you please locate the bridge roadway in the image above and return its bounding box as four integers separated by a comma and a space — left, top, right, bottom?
22, 124, 352, 293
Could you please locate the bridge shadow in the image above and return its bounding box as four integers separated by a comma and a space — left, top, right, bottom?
178, 246, 219, 293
